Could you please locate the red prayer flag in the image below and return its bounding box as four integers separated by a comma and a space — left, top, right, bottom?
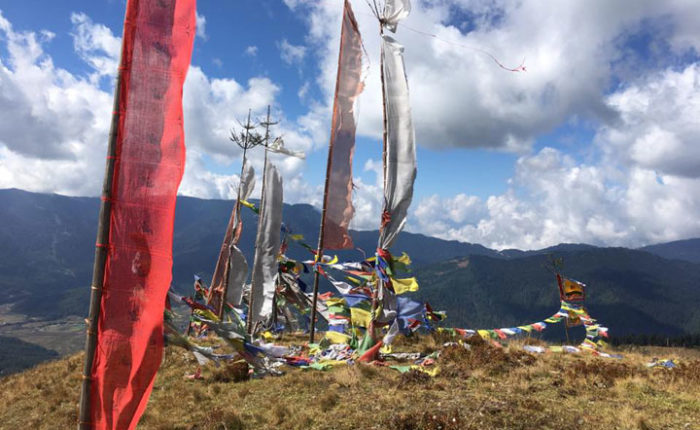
322, 0, 364, 250
89, 1, 196, 428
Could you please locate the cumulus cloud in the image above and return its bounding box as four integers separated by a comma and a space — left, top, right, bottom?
0, 11, 112, 167
70, 12, 121, 79
599, 64, 700, 178
410, 64, 700, 250
406, 64, 700, 249
282, 0, 700, 249
2, 4, 700, 251
410, 148, 624, 249
0, 10, 314, 203
287, 0, 699, 152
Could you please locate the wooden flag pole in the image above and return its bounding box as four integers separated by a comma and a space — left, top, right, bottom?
308, 151, 334, 343
218, 110, 254, 319
308, 1, 350, 343
77, 25, 125, 430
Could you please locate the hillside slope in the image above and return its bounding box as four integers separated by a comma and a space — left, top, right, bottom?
2, 189, 700, 374
0, 189, 499, 320
640, 238, 700, 263
415, 249, 700, 336
0, 339, 699, 429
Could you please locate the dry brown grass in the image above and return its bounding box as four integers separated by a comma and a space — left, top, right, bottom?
439, 337, 536, 378
211, 360, 250, 383
0, 336, 699, 429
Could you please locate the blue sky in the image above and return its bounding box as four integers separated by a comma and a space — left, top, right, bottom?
1, 1, 699, 249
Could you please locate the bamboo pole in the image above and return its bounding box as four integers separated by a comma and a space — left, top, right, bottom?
307, 155, 333, 343
184, 278, 196, 336
272, 274, 280, 330
368, 18, 389, 344
246, 105, 272, 335
217, 110, 253, 319
77, 18, 127, 429
379, 22, 388, 191
308, 2, 352, 343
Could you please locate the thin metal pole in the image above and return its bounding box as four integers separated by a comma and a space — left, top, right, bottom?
246, 105, 272, 335
77, 12, 127, 428
309, 2, 350, 343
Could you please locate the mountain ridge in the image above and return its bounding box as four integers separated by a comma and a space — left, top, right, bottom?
1, 188, 698, 330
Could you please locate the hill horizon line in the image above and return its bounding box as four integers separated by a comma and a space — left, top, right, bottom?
2, 187, 698, 255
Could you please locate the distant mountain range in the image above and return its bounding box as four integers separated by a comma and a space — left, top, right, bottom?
639, 238, 700, 263
1, 188, 699, 339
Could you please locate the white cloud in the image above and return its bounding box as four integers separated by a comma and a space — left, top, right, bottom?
278, 39, 306, 65
297, 81, 311, 101
245, 46, 258, 57
195, 11, 207, 40
287, 0, 699, 152
409, 148, 627, 249
69, 12, 120, 80
3, 5, 700, 251
282, 0, 700, 249
410, 80, 700, 250
600, 64, 700, 178
0, 11, 112, 167
0, 11, 315, 204
410, 62, 700, 249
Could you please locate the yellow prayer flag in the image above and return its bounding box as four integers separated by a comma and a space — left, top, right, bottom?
395, 252, 412, 266
350, 307, 372, 328
325, 297, 347, 307
318, 359, 348, 367
194, 309, 219, 322
240, 200, 256, 210
410, 365, 440, 377
324, 331, 352, 344
392, 277, 419, 294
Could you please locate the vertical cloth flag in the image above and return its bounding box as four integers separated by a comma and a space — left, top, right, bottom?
89, 0, 196, 429
208, 161, 255, 307
226, 245, 248, 306
322, 0, 365, 250
377, 33, 416, 250
383, 0, 411, 33
249, 162, 283, 327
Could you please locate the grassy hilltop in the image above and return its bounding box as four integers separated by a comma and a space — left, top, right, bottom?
1, 334, 699, 430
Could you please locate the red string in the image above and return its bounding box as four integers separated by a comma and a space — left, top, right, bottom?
380, 210, 392, 229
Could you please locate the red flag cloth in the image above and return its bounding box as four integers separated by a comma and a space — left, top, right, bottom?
89, 1, 196, 429
322, 0, 364, 250
357, 340, 383, 363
